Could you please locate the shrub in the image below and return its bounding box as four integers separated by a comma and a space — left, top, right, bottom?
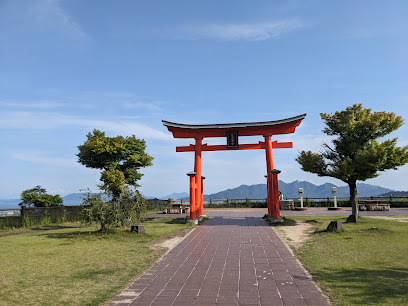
81, 189, 146, 232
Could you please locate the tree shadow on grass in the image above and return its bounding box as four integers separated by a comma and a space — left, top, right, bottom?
264, 217, 299, 227
30, 224, 84, 231
315, 267, 408, 304
0, 224, 87, 237
165, 218, 190, 225
37, 230, 97, 239
144, 217, 189, 225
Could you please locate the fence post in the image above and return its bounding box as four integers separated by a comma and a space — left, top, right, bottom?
21, 206, 25, 222
60, 205, 65, 220
390, 195, 392, 202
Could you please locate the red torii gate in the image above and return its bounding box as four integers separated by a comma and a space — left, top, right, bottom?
162, 114, 306, 222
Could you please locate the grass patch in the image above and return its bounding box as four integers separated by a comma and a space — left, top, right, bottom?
389, 215, 408, 218
285, 216, 408, 305
0, 218, 193, 306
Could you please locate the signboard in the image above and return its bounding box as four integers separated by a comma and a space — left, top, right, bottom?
226, 131, 239, 149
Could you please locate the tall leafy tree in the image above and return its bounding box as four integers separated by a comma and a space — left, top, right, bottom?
77, 129, 153, 198
296, 104, 408, 222
19, 185, 63, 207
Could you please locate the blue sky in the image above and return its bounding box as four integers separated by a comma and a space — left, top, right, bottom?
1, 0, 407, 199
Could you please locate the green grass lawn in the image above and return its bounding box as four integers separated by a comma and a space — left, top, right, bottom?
0, 218, 193, 306
286, 216, 408, 305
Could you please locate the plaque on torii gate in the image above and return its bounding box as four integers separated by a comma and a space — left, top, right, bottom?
162, 114, 306, 222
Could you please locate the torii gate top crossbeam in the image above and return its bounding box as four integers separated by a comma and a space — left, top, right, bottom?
162, 114, 306, 138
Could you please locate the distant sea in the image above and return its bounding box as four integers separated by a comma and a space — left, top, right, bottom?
0, 193, 101, 209
0, 199, 20, 209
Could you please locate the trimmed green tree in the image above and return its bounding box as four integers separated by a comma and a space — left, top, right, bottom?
77, 130, 153, 231
296, 104, 408, 222
77, 129, 153, 198
19, 185, 63, 207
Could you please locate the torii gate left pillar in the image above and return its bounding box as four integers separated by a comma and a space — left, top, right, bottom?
194, 138, 203, 218
162, 114, 306, 222
265, 135, 275, 218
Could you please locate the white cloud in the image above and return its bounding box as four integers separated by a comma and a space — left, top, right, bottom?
122, 101, 164, 113
176, 19, 302, 41
0, 111, 171, 141
0, 100, 65, 109
11, 151, 78, 168
94, 120, 172, 141
33, 0, 89, 40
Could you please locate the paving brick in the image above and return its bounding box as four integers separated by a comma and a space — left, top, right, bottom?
151, 295, 176, 304
281, 297, 307, 305
130, 296, 155, 305
157, 289, 179, 297
194, 295, 217, 304
302, 296, 329, 305
178, 289, 199, 296
173, 295, 198, 304
239, 290, 259, 297
218, 296, 239, 305
260, 296, 283, 305
238, 295, 260, 304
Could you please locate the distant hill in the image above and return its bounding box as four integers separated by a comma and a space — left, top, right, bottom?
62, 193, 86, 205
161, 192, 189, 200
202, 184, 266, 200
186, 181, 395, 200
62, 193, 111, 205
378, 191, 408, 197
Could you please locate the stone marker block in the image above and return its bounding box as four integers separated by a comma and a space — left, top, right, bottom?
131, 225, 145, 234
327, 220, 342, 231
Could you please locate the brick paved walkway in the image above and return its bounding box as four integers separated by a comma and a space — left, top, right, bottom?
111, 210, 328, 305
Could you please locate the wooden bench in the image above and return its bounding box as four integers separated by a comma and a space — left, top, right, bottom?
358, 200, 390, 211
163, 203, 189, 214
279, 200, 294, 210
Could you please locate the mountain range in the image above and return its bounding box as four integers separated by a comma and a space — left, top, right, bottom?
207, 181, 390, 199
0, 181, 405, 209
178, 181, 398, 200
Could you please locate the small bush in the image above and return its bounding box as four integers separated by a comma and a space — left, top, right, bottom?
82, 189, 147, 232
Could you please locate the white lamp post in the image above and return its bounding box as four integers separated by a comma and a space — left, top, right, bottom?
298, 188, 304, 208
332, 187, 338, 208
328, 187, 342, 210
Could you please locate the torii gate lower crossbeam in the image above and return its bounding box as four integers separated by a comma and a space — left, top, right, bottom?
162, 114, 306, 222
